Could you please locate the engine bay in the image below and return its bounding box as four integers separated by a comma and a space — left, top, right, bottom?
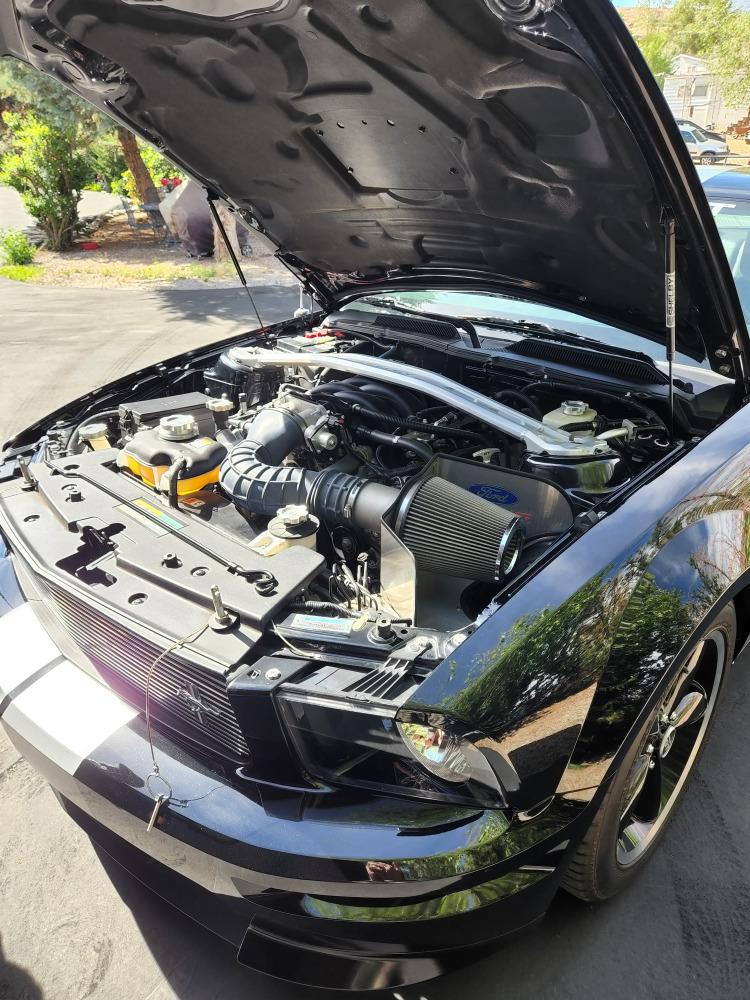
56, 317, 687, 634
0, 306, 734, 782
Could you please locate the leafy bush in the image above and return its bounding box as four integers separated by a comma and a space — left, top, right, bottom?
89, 132, 128, 192
0, 112, 93, 250
0, 228, 36, 265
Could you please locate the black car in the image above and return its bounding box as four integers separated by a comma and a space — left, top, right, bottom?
2, 0, 750, 992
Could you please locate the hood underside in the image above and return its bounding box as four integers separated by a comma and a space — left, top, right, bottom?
1, 0, 747, 370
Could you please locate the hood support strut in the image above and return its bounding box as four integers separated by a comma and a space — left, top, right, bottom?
206, 192, 264, 332
665, 215, 677, 442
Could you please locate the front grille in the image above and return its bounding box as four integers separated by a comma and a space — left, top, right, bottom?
42, 579, 249, 758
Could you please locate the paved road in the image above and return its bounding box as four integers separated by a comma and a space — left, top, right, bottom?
0, 184, 121, 233
0, 279, 297, 442
1, 283, 750, 1000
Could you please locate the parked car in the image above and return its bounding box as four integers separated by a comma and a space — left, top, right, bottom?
675, 117, 727, 143
679, 124, 730, 164
700, 166, 750, 321
2, 0, 750, 992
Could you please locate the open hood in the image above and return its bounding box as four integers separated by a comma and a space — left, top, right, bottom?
1, 0, 747, 372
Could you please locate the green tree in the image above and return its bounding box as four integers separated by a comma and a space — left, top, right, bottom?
0, 111, 92, 250
0, 57, 159, 204
640, 33, 675, 88
669, 0, 734, 56
711, 8, 750, 107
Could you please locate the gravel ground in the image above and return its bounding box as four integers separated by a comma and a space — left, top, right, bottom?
1, 282, 750, 1000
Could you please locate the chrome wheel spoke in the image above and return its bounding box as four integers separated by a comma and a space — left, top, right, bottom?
671, 687, 707, 730
619, 751, 653, 822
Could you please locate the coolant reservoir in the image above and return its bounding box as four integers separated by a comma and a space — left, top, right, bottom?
250, 505, 319, 557
116, 414, 226, 495
542, 400, 597, 434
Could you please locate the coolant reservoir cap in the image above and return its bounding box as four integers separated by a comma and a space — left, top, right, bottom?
269, 505, 319, 540
206, 397, 234, 414
158, 413, 199, 441
79, 421, 109, 441
277, 504, 311, 526
561, 400, 588, 416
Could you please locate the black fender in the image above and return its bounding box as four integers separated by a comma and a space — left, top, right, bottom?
408, 401, 750, 813
559, 513, 749, 801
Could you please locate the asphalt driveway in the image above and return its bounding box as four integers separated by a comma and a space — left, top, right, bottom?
0, 278, 297, 442
1, 281, 749, 1000
0, 184, 121, 233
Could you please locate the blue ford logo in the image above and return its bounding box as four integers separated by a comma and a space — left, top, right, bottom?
468, 484, 519, 506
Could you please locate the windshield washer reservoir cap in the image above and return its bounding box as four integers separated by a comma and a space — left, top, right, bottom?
158, 413, 200, 441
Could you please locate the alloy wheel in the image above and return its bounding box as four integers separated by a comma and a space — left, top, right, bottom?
616, 629, 725, 866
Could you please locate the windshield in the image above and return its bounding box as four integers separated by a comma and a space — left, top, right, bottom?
343, 290, 704, 368
708, 195, 750, 323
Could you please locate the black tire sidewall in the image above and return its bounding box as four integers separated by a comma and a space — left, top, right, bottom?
582, 602, 736, 900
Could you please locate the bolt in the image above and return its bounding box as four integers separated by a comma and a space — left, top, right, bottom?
265, 667, 282, 681
211, 585, 232, 626
18, 456, 37, 491
162, 552, 181, 568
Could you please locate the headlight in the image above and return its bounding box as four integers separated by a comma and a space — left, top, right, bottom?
275, 693, 506, 808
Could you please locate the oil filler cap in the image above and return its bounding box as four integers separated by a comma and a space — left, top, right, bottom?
158, 413, 199, 441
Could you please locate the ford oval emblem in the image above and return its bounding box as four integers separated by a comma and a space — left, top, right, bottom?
468, 484, 519, 506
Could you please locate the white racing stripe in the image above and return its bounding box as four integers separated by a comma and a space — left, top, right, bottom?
0, 602, 137, 774
0, 603, 63, 699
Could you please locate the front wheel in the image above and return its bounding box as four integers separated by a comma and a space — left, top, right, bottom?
700, 152, 717, 165
562, 602, 735, 901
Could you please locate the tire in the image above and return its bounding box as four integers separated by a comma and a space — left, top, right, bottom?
562, 602, 736, 902
700, 152, 716, 165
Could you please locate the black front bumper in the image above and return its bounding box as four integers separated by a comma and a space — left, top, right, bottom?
0, 599, 593, 991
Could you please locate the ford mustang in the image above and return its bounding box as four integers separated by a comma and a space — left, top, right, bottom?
2, 0, 750, 991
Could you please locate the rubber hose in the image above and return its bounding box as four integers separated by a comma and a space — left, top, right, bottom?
353, 424, 433, 463
67, 408, 120, 454
558, 421, 596, 433
494, 389, 544, 420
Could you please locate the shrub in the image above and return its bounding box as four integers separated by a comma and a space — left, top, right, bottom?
0, 263, 38, 282
0, 111, 93, 250
0, 228, 36, 265
89, 132, 127, 192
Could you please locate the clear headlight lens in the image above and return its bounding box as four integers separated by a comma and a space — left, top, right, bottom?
396, 719, 474, 783
276, 693, 506, 808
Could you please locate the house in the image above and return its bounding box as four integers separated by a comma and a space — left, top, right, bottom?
663, 54, 746, 132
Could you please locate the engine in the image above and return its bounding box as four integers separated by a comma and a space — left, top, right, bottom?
65, 331, 673, 635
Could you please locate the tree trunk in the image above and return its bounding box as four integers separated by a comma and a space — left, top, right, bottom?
212, 202, 241, 262
116, 127, 159, 205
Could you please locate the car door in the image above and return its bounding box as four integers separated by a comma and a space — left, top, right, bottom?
680, 127, 700, 160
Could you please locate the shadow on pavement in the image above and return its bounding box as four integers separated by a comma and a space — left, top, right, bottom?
0, 936, 44, 1000
149, 283, 299, 328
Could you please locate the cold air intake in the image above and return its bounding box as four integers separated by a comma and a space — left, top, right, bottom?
220, 406, 525, 582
